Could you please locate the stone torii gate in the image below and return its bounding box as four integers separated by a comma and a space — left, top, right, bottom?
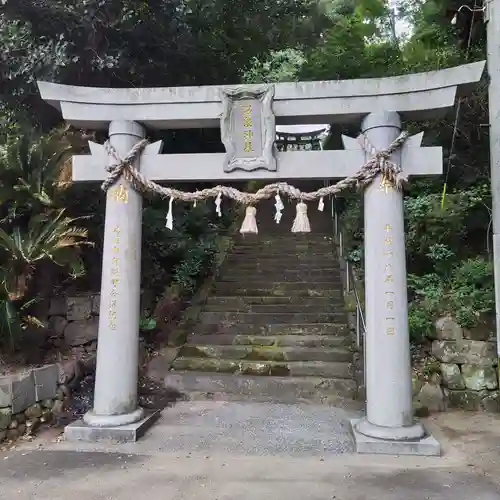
38, 60, 484, 454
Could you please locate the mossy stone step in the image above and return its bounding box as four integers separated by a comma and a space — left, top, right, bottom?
179, 344, 352, 363
218, 271, 342, 281
211, 287, 342, 297
198, 311, 346, 325
214, 280, 342, 288
225, 255, 337, 263
206, 296, 339, 306
186, 333, 350, 348
164, 372, 358, 403
171, 357, 352, 378
202, 303, 343, 314
192, 322, 349, 336
222, 263, 340, 271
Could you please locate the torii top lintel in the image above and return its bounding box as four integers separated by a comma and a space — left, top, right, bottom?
37, 61, 485, 130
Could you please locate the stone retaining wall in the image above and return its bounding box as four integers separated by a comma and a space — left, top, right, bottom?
432, 316, 498, 411
0, 364, 64, 443
413, 316, 499, 414
48, 294, 100, 349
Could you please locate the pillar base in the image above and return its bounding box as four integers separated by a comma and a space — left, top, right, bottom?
83, 406, 145, 427
65, 410, 160, 443
350, 418, 440, 456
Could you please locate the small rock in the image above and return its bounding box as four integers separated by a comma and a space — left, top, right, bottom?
24, 404, 43, 420
14, 413, 25, 424
431, 340, 496, 365
447, 390, 485, 410
415, 373, 445, 413
51, 399, 65, 415
48, 316, 68, 337
0, 408, 12, 431
66, 296, 92, 321
462, 364, 498, 390
8, 420, 18, 430
25, 419, 41, 436
41, 399, 54, 409
435, 316, 463, 340
48, 297, 66, 316
481, 391, 500, 413
64, 319, 98, 346
412, 373, 423, 397
464, 324, 491, 341
5, 428, 19, 441
440, 363, 465, 390
40, 409, 52, 423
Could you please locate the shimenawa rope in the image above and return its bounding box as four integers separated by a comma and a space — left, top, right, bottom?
101, 132, 409, 233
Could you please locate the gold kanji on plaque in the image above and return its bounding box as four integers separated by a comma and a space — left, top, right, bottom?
110, 184, 129, 203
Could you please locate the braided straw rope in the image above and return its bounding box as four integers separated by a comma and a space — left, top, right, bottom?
101, 132, 409, 203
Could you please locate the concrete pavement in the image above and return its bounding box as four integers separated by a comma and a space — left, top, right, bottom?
1, 402, 500, 499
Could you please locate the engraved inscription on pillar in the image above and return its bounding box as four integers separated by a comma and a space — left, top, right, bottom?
383, 223, 396, 336
109, 225, 121, 331
220, 84, 276, 172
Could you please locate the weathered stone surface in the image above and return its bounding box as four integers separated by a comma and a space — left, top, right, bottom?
414, 376, 446, 413
48, 297, 66, 316
434, 316, 463, 340
0, 430, 6, 441
33, 364, 59, 401
412, 373, 423, 397
461, 364, 498, 390
17, 423, 26, 435
11, 371, 36, 413
145, 348, 180, 383
440, 363, 464, 389
431, 340, 496, 366
48, 316, 68, 337
463, 324, 491, 341
481, 391, 499, 413
66, 296, 92, 321
0, 408, 12, 430
24, 403, 43, 419
64, 318, 98, 346
0, 376, 12, 408
14, 412, 26, 424
447, 389, 486, 410
91, 294, 100, 315
172, 357, 240, 374
5, 428, 20, 440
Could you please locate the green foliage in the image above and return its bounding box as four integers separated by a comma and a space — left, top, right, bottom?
1, 0, 320, 127
0, 131, 92, 349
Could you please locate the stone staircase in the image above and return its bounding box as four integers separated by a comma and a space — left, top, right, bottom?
165, 197, 358, 405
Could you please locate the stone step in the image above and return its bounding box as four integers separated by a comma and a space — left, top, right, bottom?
206, 296, 339, 306
215, 279, 342, 287
179, 344, 352, 363
198, 311, 346, 325
164, 372, 358, 403
211, 286, 342, 297
202, 303, 343, 314
230, 249, 335, 257
192, 322, 349, 336
171, 357, 352, 378
223, 261, 340, 270
218, 269, 341, 278
226, 254, 337, 261
186, 333, 350, 348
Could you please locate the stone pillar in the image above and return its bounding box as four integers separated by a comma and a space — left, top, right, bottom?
83, 121, 145, 427
355, 111, 425, 442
